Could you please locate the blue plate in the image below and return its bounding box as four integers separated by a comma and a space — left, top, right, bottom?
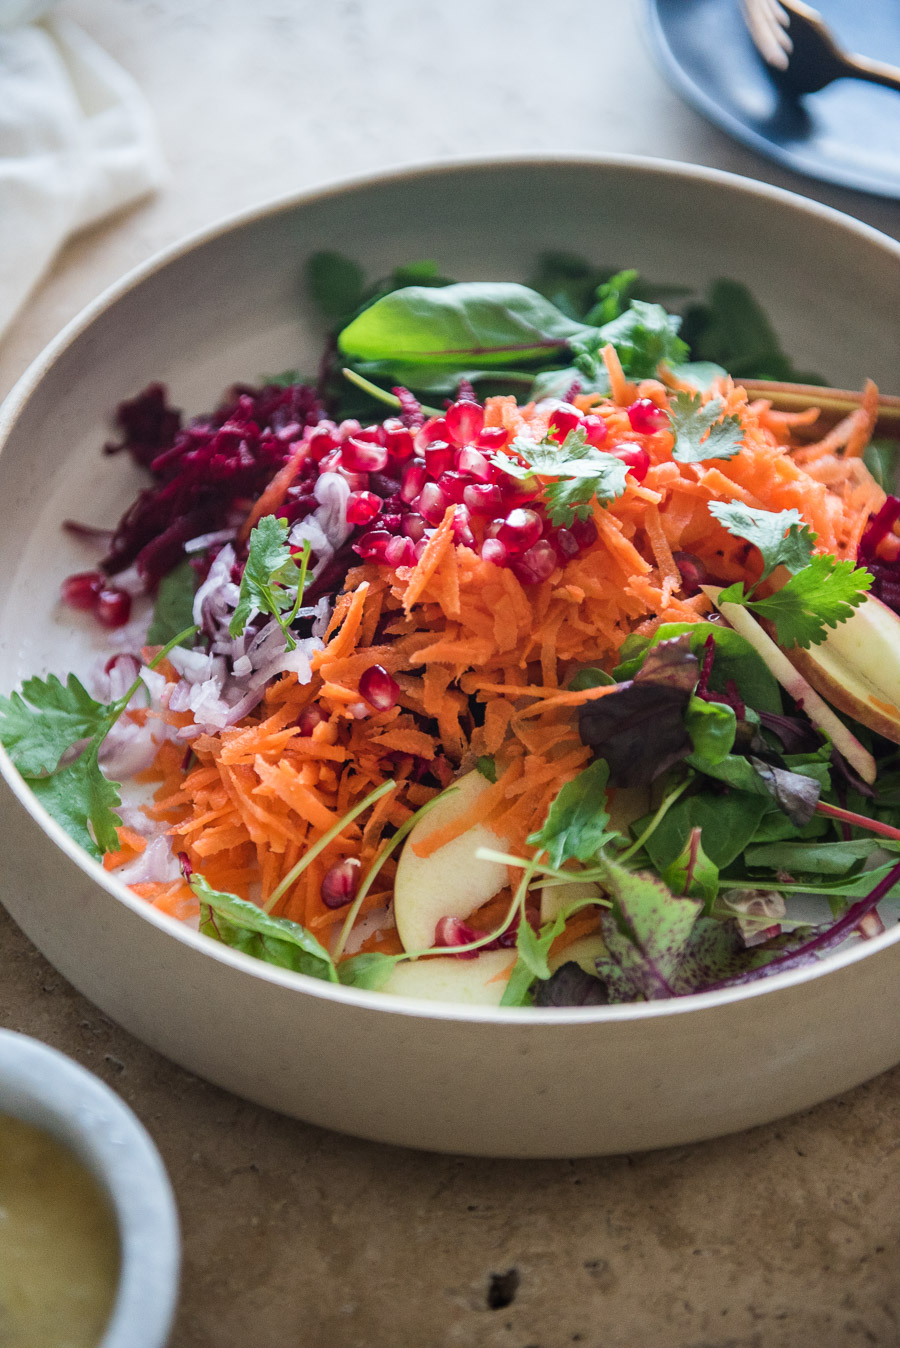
647, 0, 900, 199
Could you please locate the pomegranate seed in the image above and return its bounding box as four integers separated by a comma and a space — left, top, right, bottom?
402, 513, 427, 542
336, 419, 362, 441
627, 398, 669, 434
548, 405, 582, 442
346, 491, 383, 527
437, 471, 470, 505
424, 441, 453, 478
415, 417, 450, 450
482, 537, 508, 567
464, 482, 503, 516
306, 426, 340, 461
359, 664, 400, 711
511, 538, 558, 585
400, 459, 428, 504
417, 482, 449, 525
297, 704, 326, 736
452, 505, 476, 549
445, 399, 485, 446
434, 916, 480, 959
369, 472, 401, 498
476, 426, 509, 451
321, 858, 361, 909
581, 414, 609, 448
341, 436, 388, 472
555, 527, 581, 561
571, 516, 598, 550
413, 537, 430, 562
382, 419, 415, 463
353, 528, 392, 561
672, 551, 709, 595
96, 588, 132, 628
455, 445, 492, 481
497, 507, 542, 555
384, 536, 416, 568
609, 442, 651, 482
61, 570, 103, 611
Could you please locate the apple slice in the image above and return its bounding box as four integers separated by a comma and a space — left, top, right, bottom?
786, 593, 900, 745
540, 879, 602, 924
548, 932, 606, 975
380, 950, 516, 1004
393, 770, 509, 954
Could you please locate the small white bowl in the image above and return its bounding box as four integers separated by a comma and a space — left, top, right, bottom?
0, 1029, 180, 1348
1, 155, 900, 1157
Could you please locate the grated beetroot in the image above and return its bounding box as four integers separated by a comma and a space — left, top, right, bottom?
858, 495, 900, 614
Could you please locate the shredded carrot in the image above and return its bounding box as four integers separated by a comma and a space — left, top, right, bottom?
238, 440, 309, 543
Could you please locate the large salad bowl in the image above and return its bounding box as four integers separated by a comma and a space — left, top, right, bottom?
1, 155, 899, 1157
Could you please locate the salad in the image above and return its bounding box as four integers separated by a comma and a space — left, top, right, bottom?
3, 251, 900, 1008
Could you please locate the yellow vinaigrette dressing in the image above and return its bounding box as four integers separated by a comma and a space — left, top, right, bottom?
0, 1115, 119, 1348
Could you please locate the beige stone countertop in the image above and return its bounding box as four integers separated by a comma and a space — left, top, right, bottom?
2, 3, 900, 1345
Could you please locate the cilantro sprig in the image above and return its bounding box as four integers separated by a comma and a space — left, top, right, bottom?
0, 625, 197, 858
229, 516, 313, 650
493, 427, 629, 526
669, 391, 743, 464
710, 503, 873, 648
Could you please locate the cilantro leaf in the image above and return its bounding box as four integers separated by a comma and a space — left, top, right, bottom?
193, 874, 338, 982
574, 301, 688, 381
29, 747, 122, 859
0, 673, 108, 776
229, 516, 311, 648
494, 427, 629, 526
527, 759, 615, 868
743, 554, 873, 649
707, 502, 815, 586
669, 391, 743, 463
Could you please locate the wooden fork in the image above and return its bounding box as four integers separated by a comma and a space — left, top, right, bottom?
742, 0, 900, 96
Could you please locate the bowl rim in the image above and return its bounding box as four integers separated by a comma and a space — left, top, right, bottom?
2, 150, 900, 1027
0, 1028, 180, 1348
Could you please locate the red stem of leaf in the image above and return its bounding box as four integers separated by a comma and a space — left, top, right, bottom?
815, 801, 900, 842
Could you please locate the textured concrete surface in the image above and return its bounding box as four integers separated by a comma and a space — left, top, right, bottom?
2, 3, 900, 1345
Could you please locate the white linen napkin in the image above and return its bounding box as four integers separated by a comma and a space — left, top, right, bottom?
0, 1, 164, 341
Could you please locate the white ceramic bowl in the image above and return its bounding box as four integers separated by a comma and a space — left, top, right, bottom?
2, 156, 900, 1158
0, 1029, 179, 1347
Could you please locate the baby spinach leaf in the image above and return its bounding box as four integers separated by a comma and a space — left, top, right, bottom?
147, 559, 198, 646
527, 759, 614, 868
668, 360, 728, 392
193, 875, 338, 982
743, 836, 889, 875
338, 282, 591, 368
660, 827, 719, 911
669, 391, 743, 464
642, 789, 769, 871
337, 951, 397, 990
0, 672, 108, 776
684, 696, 736, 766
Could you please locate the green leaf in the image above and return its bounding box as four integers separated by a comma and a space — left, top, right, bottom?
193, 875, 338, 982
667, 360, 728, 392
741, 554, 873, 649
641, 788, 770, 871
526, 759, 615, 868
306, 251, 366, 319
147, 560, 198, 646
743, 837, 889, 876
476, 755, 497, 783
0, 672, 109, 776
669, 391, 744, 464
229, 516, 310, 646
707, 502, 815, 586
587, 301, 688, 380
568, 667, 614, 692
660, 827, 719, 912
494, 427, 629, 526
596, 859, 702, 999
29, 748, 122, 859
337, 282, 591, 369
613, 622, 782, 715
500, 910, 568, 1006
528, 365, 610, 402
680, 279, 824, 383
337, 951, 397, 990
684, 696, 737, 766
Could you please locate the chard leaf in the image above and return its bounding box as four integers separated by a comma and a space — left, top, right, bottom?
661, 827, 719, 911
707, 502, 814, 586
669, 391, 744, 463
338, 282, 591, 368
337, 951, 397, 990
0, 673, 108, 776
29, 748, 122, 859
193, 875, 338, 982
533, 962, 608, 1007
527, 759, 614, 868
595, 860, 702, 1000
147, 559, 198, 646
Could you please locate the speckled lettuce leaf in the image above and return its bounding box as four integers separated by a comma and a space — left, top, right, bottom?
595, 859, 702, 1000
